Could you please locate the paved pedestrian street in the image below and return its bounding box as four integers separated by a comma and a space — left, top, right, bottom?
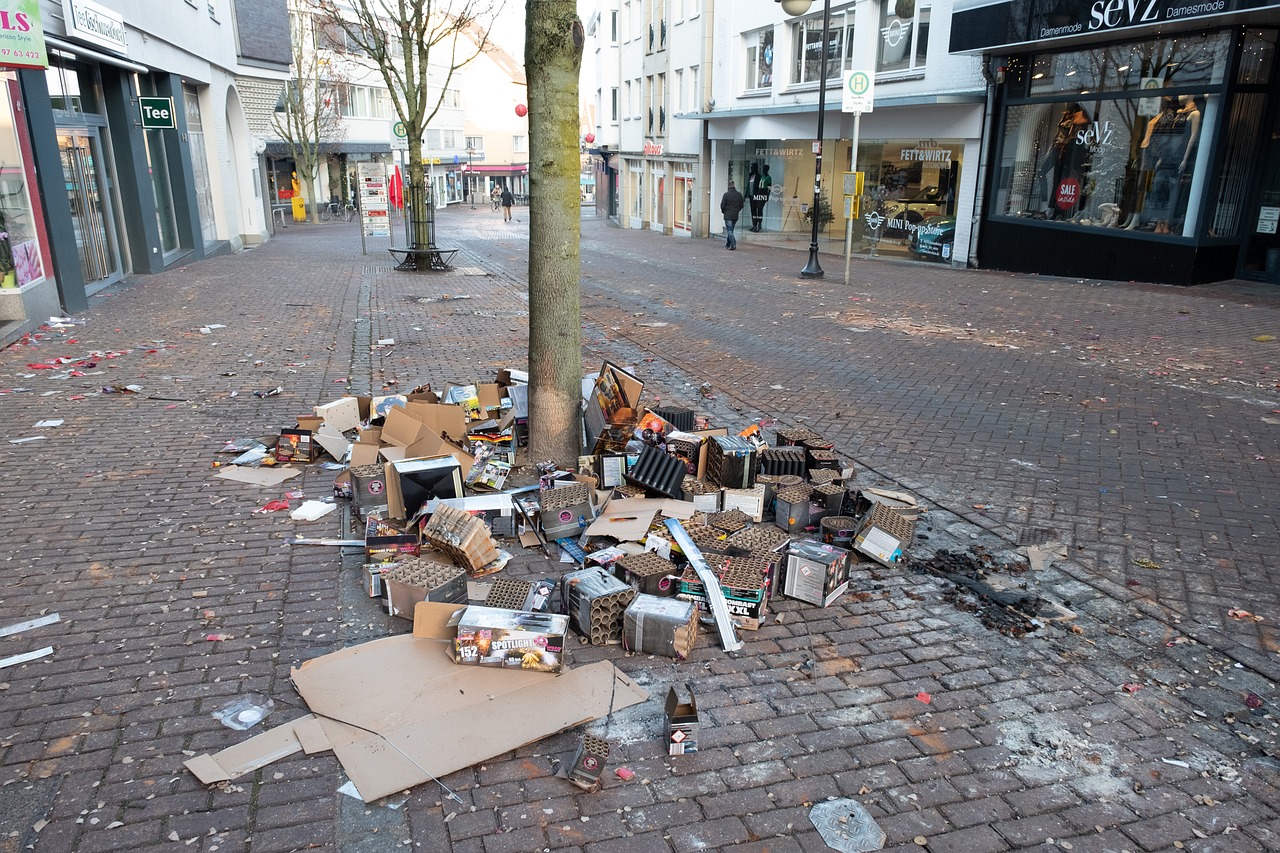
0, 206, 1276, 852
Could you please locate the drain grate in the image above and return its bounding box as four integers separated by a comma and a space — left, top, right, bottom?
363, 265, 394, 274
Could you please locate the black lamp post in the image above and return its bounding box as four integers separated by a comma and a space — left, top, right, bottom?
777, 0, 831, 278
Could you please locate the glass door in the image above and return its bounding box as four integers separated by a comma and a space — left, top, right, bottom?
58, 129, 121, 288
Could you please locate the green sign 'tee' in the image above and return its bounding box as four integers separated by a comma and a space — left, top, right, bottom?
139, 96, 175, 129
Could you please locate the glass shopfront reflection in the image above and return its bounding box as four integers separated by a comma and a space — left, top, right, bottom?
728, 137, 962, 263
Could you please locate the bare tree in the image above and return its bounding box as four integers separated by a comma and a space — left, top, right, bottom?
312, 0, 503, 250
270, 5, 347, 224
525, 1, 584, 464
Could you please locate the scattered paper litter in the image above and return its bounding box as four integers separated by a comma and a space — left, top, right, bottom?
291, 500, 337, 521
33, 419, 64, 428
9, 436, 46, 444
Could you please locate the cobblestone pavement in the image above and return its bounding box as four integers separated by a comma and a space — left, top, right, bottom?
0, 205, 1276, 853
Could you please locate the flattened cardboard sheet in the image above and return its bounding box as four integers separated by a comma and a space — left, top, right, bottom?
584, 497, 660, 541
184, 714, 313, 783
289, 628, 647, 802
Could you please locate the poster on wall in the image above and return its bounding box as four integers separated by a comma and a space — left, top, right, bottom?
357, 163, 389, 238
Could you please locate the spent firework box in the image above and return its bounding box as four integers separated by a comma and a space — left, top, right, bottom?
452, 605, 567, 673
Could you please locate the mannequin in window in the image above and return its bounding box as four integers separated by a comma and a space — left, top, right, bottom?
1040, 102, 1091, 217
749, 164, 771, 232
1136, 95, 1200, 232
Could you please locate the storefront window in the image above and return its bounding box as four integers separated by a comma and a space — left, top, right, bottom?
0, 73, 47, 288
1019, 32, 1229, 97
1209, 93, 1265, 238
877, 0, 929, 75
45, 54, 100, 117
995, 92, 1212, 236
1238, 29, 1276, 85
792, 13, 853, 85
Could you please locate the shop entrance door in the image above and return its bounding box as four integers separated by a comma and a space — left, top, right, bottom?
58, 129, 122, 290
1241, 105, 1280, 283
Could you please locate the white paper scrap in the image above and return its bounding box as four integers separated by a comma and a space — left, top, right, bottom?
290, 500, 337, 521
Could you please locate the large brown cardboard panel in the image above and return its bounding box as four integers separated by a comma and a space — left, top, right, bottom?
289, 633, 647, 802
405, 402, 467, 442
382, 407, 430, 448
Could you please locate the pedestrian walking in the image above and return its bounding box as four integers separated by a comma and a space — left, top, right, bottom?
501, 186, 514, 222
720, 180, 744, 250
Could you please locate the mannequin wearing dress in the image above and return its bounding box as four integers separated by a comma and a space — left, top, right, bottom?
1135, 95, 1201, 232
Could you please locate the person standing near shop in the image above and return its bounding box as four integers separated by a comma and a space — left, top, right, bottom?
720, 180, 744, 250
501, 185, 514, 222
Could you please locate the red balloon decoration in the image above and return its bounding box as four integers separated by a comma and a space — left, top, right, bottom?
515, 103, 528, 117
585, 133, 596, 143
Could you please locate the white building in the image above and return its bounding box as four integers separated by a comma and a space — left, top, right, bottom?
613, 0, 710, 237
0, 1, 291, 345
584, 0, 986, 266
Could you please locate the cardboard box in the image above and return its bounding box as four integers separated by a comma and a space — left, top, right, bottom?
664, 687, 700, 755
623, 594, 698, 659
853, 502, 917, 567
275, 428, 319, 463
617, 551, 680, 596
722, 485, 766, 523
583, 362, 644, 454
539, 481, 595, 539
386, 455, 463, 522
781, 539, 851, 607
677, 562, 769, 631
364, 514, 420, 564
382, 556, 468, 618
349, 463, 389, 516
314, 397, 361, 433
453, 605, 568, 672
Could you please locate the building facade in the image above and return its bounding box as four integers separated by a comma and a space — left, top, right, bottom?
0, 0, 290, 346
589, 0, 987, 264
952, 0, 1280, 284
582, 0, 621, 219
699, 0, 985, 265
614, 0, 710, 237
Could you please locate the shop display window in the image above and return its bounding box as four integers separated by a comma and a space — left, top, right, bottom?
0, 73, 48, 289
992, 32, 1244, 238
996, 93, 1213, 236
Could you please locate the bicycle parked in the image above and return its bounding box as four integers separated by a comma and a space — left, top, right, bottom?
319, 198, 356, 222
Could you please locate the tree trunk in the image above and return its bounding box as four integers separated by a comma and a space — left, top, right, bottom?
526, 1, 585, 466
406, 145, 432, 250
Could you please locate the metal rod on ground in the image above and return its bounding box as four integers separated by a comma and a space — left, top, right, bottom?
664, 518, 743, 652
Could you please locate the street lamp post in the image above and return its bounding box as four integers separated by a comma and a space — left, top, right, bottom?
777, 0, 832, 279
466, 146, 476, 208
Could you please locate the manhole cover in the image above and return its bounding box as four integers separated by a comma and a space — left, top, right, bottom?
809, 799, 884, 852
